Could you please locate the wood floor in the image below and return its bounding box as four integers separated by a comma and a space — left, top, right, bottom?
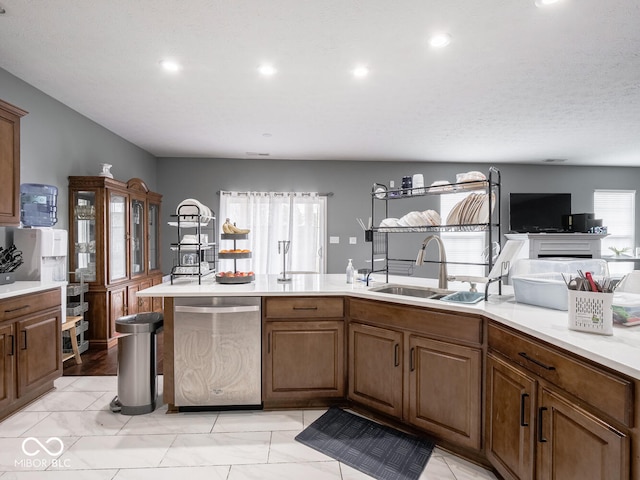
63, 331, 164, 376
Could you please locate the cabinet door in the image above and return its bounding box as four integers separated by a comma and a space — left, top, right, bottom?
16, 311, 61, 397
148, 202, 161, 272
130, 196, 146, 277
537, 387, 629, 480
348, 322, 403, 419
129, 280, 152, 314
152, 276, 163, 313
109, 287, 127, 338
0, 323, 16, 410
486, 353, 536, 480
0, 101, 26, 226
70, 189, 98, 283
108, 191, 128, 283
264, 321, 344, 401
408, 335, 482, 450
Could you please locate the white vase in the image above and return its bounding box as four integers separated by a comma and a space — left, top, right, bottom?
98, 163, 113, 178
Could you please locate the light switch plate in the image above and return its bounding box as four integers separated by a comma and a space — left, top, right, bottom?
330, 236, 340, 244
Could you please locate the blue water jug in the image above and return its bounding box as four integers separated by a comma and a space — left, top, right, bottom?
20, 183, 58, 227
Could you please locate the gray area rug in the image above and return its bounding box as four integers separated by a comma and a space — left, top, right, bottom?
295, 407, 435, 480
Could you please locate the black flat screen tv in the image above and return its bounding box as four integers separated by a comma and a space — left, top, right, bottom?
509, 193, 571, 233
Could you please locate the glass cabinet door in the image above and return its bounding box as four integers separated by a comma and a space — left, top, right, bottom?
130, 198, 145, 276
109, 192, 127, 282
72, 190, 97, 282
148, 202, 160, 271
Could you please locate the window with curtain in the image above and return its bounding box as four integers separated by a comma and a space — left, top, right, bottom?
594, 189, 635, 275
440, 192, 487, 277
219, 191, 326, 275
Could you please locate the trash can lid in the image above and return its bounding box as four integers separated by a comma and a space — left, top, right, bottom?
115, 312, 164, 334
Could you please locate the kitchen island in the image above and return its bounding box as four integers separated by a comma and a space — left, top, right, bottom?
138, 274, 640, 479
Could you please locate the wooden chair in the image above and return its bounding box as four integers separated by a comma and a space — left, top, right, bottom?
61, 315, 83, 364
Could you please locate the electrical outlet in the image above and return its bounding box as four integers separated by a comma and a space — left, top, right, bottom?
349, 237, 357, 245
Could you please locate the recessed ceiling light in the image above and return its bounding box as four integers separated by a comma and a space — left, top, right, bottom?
159, 60, 182, 73
258, 64, 277, 76
429, 33, 452, 48
262, 133, 272, 138
352, 66, 370, 78
535, 0, 562, 7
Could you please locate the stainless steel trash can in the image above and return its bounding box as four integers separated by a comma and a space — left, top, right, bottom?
110, 312, 163, 415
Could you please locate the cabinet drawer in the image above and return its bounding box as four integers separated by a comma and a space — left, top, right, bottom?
0, 289, 61, 322
264, 297, 344, 319
488, 322, 633, 427
349, 298, 483, 346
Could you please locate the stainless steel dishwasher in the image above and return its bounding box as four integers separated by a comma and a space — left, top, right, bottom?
173, 296, 261, 408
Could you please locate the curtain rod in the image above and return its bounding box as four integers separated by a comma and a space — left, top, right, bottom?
217, 191, 333, 197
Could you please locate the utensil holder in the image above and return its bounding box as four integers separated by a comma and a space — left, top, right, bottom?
568, 290, 613, 335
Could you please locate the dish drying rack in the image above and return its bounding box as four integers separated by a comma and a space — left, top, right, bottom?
365, 167, 504, 299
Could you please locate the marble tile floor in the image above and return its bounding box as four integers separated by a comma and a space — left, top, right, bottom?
0, 376, 499, 480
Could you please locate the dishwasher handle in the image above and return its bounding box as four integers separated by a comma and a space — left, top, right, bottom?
175, 305, 260, 315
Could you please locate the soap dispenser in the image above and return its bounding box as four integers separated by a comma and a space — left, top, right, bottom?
346, 259, 355, 284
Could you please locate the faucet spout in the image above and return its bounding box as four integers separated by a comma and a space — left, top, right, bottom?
416, 235, 448, 289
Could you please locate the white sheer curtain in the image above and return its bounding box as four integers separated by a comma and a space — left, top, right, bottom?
219, 191, 326, 274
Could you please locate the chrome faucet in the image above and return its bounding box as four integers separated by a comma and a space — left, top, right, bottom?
416, 235, 448, 289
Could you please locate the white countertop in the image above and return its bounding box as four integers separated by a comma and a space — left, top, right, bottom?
138, 274, 640, 381
0, 280, 66, 300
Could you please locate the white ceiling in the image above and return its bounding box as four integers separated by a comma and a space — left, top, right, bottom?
1, 0, 639, 166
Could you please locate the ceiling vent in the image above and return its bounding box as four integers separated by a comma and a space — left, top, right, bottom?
542, 158, 567, 163
246, 152, 270, 157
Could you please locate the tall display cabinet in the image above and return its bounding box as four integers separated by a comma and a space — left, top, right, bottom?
68, 176, 163, 349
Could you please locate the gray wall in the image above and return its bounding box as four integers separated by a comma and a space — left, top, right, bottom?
157, 158, 640, 276
0, 67, 157, 247
2, 64, 639, 280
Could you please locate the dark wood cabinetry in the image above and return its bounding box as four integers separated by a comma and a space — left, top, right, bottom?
408, 335, 482, 450
263, 297, 345, 407
348, 322, 403, 419
486, 322, 631, 480
69, 176, 162, 349
0, 99, 27, 227
0, 288, 62, 421
0, 322, 16, 411
348, 298, 483, 451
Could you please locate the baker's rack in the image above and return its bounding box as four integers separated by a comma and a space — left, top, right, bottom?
169, 204, 217, 284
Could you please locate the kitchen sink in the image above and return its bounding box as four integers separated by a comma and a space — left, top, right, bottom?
369, 284, 452, 299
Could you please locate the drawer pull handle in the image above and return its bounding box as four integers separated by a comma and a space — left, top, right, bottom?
292, 306, 318, 310
8, 334, 14, 356
394, 344, 400, 367
5, 305, 30, 314
520, 393, 529, 427
538, 407, 548, 443
267, 332, 271, 354
21, 330, 27, 350
519, 352, 556, 371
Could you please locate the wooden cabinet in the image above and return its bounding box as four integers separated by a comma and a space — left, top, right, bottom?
16, 312, 61, 396
263, 297, 345, 407
408, 335, 482, 450
537, 387, 629, 480
486, 352, 537, 480
486, 322, 631, 480
0, 100, 27, 226
69, 176, 162, 349
348, 298, 484, 450
0, 288, 62, 421
348, 322, 403, 419
0, 322, 16, 411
